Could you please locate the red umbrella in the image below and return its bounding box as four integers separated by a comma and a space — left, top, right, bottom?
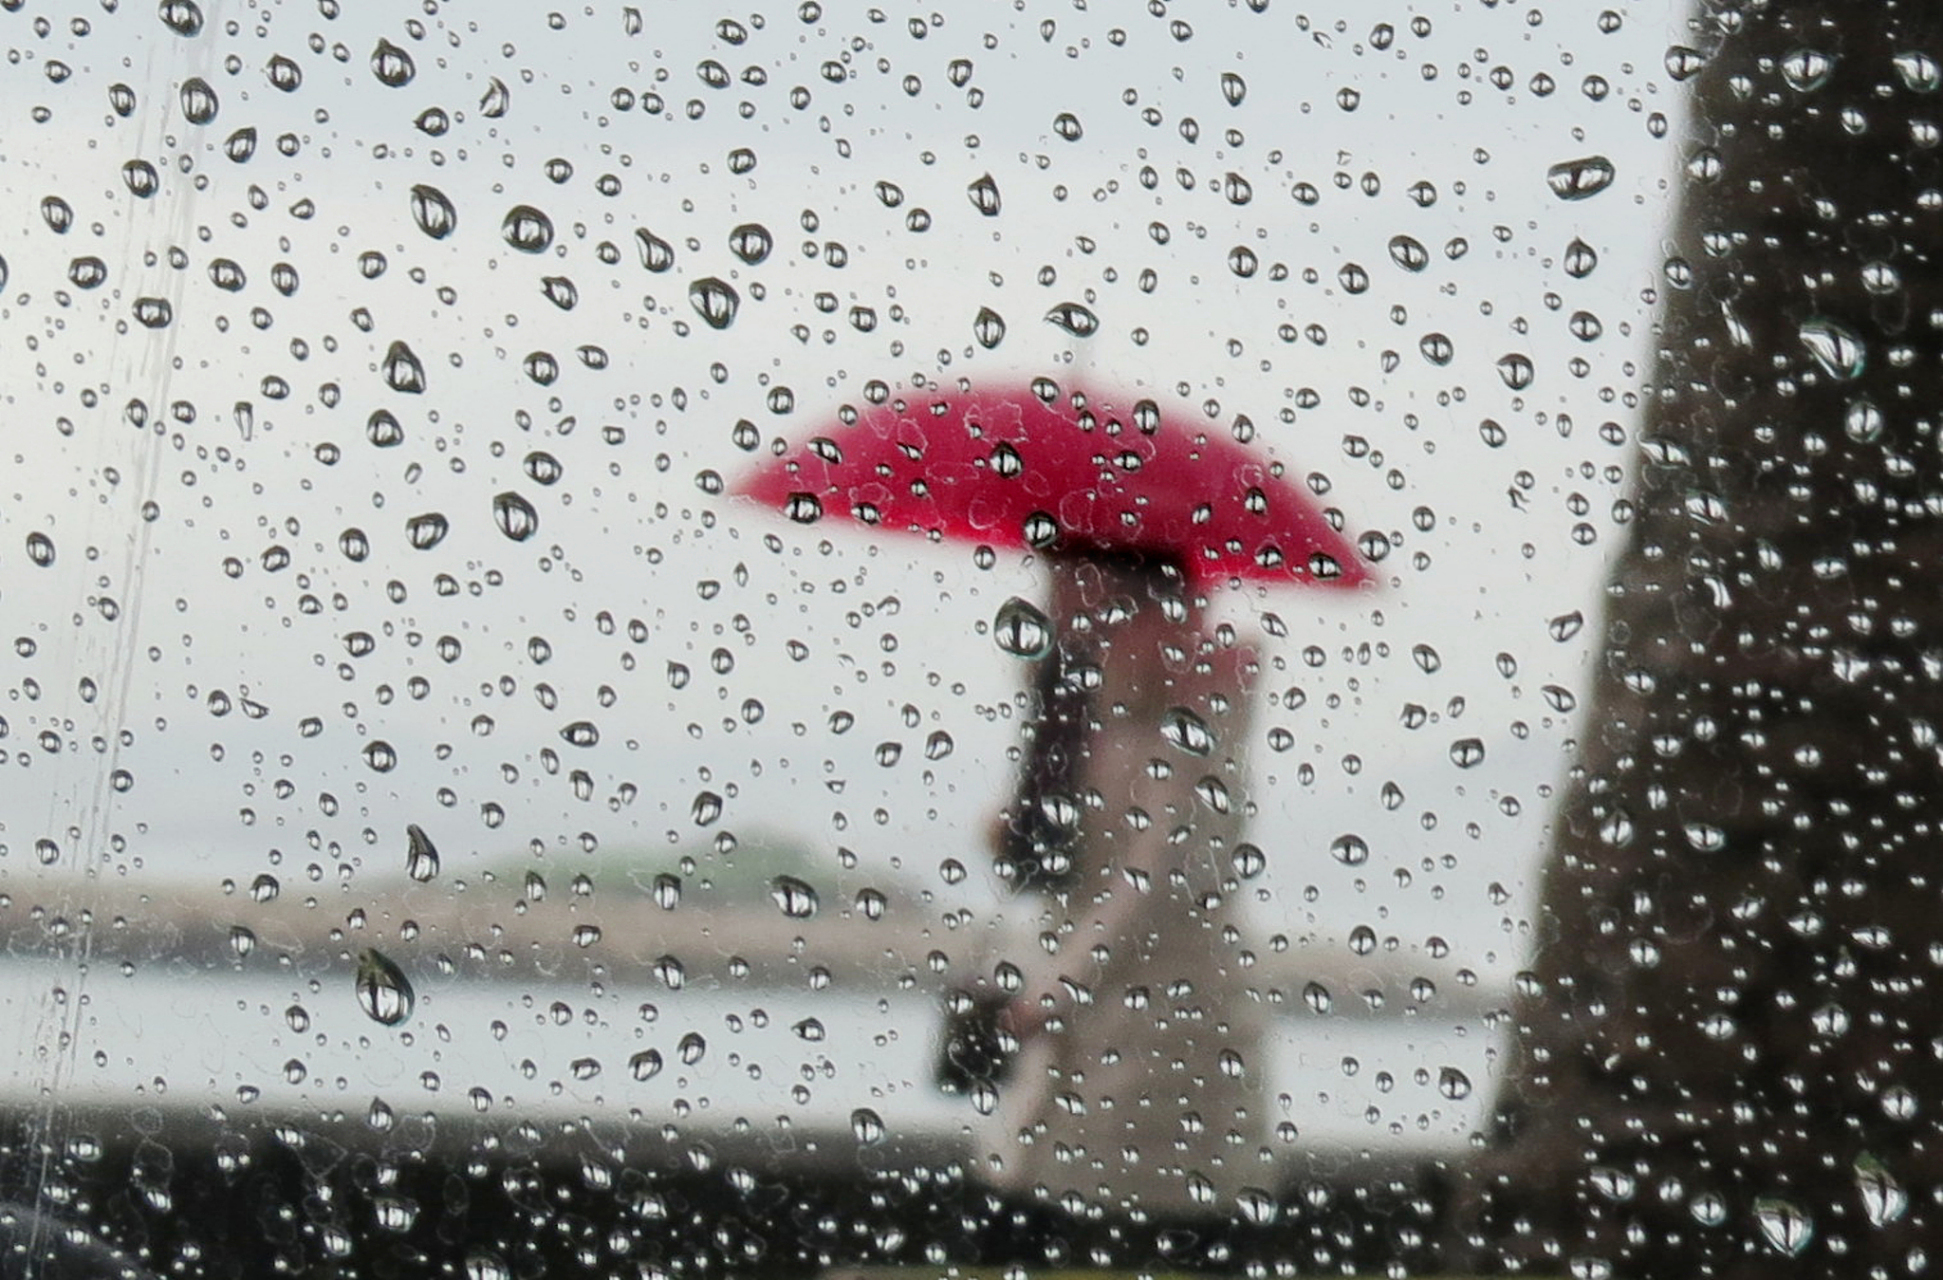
731, 382, 1372, 592
731, 380, 1374, 1202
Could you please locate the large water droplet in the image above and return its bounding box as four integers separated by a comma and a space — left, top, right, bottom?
405, 824, 440, 882
502, 205, 554, 253
1854, 1154, 1907, 1226
1546, 155, 1615, 200
1799, 317, 1866, 379
408, 187, 456, 242
689, 277, 739, 329
850, 1107, 885, 1146
1438, 1066, 1473, 1099
728, 222, 772, 264
158, 0, 204, 37
1160, 706, 1215, 756
1663, 45, 1706, 81
383, 342, 427, 393
493, 491, 539, 542
1045, 302, 1099, 337
1779, 47, 1835, 92
771, 874, 819, 918
1330, 834, 1369, 866
480, 76, 510, 117
1752, 1197, 1812, 1257
1388, 235, 1429, 272
1895, 50, 1941, 93
635, 227, 675, 272
355, 948, 415, 1026
179, 76, 219, 124
993, 597, 1054, 659
973, 306, 1007, 349
966, 173, 1001, 216
371, 38, 416, 87
405, 512, 448, 550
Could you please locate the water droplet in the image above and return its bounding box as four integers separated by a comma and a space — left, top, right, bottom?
560, 721, 600, 748
158, 0, 203, 37
1663, 45, 1707, 81
966, 173, 1001, 216
689, 277, 739, 329
1844, 398, 1884, 442
1388, 235, 1429, 272
678, 1032, 707, 1065
728, 222, 772, 264
1221, 70, 1247, 106
1497, 353, 1535, 390
371, 38, 415, 87
793, 1017, 826, 1041
1449, 738, 1486, 768
1779, 47, 1834, 92
1052, 112, 1083, 141
973, 306, 1007, 349
924, 730, 954, 760
405, 824, 440, 882
1547, 155, 1615, 200
851, 1107, 885, 1145
629, 1049, 663, 1081
493, 491, 539, 542
1045, 302, 1099, 337
249, 874, 279, 904
1799, 317, 1866, 379
1542, 685, 1577, 712
502, 205, 554, 253
1854, 1153, 1908, 1226
635, 227, 675, 272
652, 873, 681, 910
466, 1252, 512, 1280
480, 76, 510, 117
691, 790, 723, 825
405, 187, 457, 246
1325, 833, 1368, 866
1438, 1066, 1473, 1099
355, 948, 414, 1026
993, 596, 1054, 659
363, 741, 398, 772
267, 54, 303, 93
383, 342, 427, 393
133, 298, 173, 329
405, 512, 448, 550
1160, 706, 1215, 756
179, 76, 218, 124
1549, 610, 1584, 641
1895, 50, 1941, 93
772, 875, 819, 918
224, 126, 256, 162
1412, 644, 1442, 673
1752, 1197, 1812, 1257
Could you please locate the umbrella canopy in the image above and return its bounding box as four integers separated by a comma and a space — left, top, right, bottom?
731, 383, 1372, 592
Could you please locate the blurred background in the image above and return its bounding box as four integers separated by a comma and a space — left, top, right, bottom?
0, 0, 1710, 1274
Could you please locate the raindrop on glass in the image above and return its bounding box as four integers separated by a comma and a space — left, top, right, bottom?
355, 948, 414, 1026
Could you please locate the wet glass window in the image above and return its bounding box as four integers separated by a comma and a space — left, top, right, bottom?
0, 1, 1930, 1277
